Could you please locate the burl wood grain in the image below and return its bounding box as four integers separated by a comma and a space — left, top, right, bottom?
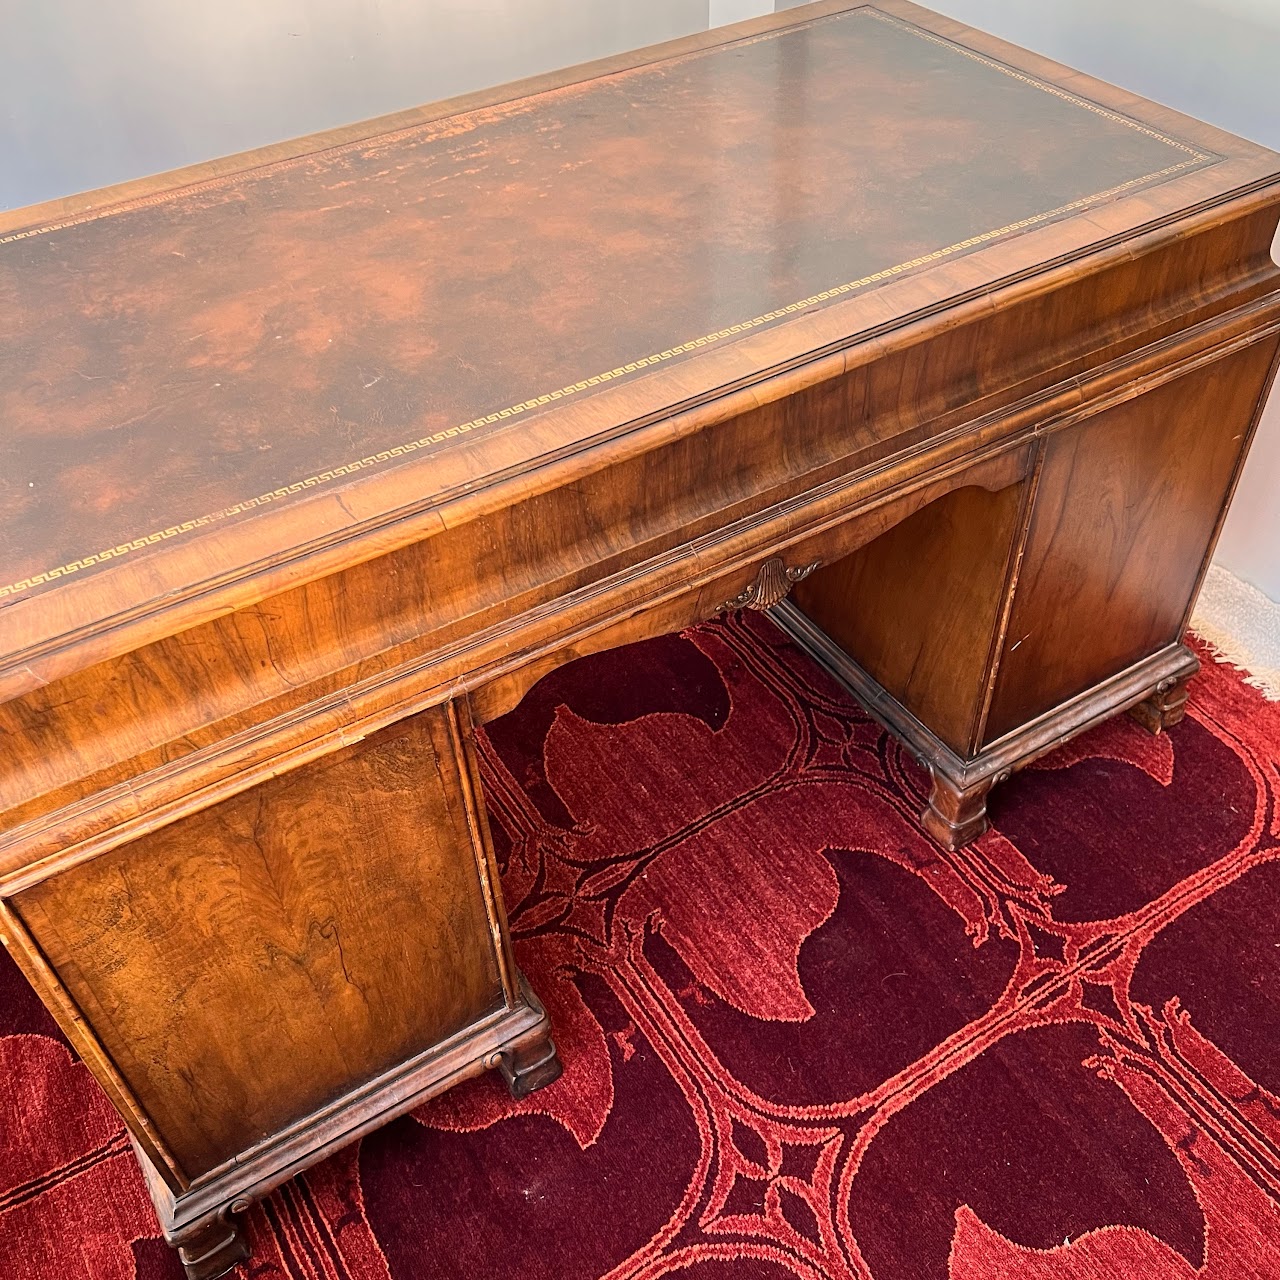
984, 335, 1280, 743
0, 4, 1210, 597
792, 481, 1028, 755
11, 708, 505, 1181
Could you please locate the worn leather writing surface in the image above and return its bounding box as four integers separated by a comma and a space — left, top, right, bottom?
0, 6, 1211, 600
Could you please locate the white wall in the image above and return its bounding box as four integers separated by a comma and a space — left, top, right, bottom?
2, 0, 710, 209
709, 0, 775, 23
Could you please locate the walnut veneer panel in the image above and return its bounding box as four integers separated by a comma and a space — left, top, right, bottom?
985, 336, 1280, 743
792, 480, 1026, 755
11, 708, 504, 1181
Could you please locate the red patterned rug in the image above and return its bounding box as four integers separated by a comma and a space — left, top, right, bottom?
4, 611, 1280, 1279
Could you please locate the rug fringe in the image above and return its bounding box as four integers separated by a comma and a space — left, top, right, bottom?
1190, 564, 1280, 701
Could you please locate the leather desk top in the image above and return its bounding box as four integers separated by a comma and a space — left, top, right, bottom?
0, 0, 1276, 664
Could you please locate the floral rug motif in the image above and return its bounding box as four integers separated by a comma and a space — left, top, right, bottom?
3, 611, 1279, 1279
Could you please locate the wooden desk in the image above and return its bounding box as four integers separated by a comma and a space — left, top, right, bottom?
2, 3, 1278, 1275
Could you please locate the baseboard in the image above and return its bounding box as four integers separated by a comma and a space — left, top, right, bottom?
1191, 563, 1280, 701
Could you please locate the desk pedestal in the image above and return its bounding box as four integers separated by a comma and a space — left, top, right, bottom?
787, 333, 1277, 848
1, 700, 560, 1279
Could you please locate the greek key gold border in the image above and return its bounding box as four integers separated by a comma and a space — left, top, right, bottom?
0, 8, 1214, 602
865, 9, 1208, 159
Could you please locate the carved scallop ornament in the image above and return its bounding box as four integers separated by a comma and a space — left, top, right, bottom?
717, 557, 821, 614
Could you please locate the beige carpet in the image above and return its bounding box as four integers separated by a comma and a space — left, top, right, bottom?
1191, 563, 1280, 700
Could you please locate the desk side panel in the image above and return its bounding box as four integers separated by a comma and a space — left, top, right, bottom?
9, 706, 506, 1182
791, 480, 1029, 754
984, 333, 1280, 744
